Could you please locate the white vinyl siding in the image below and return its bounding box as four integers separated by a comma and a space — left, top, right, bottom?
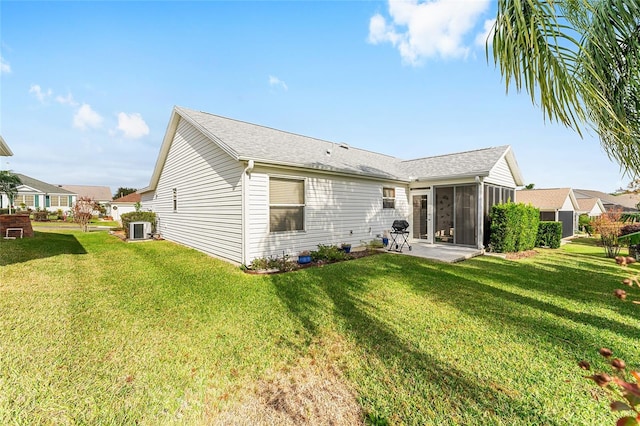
246, 166, 409, 262
152, 118, 244, 264
485, 156, 517, 188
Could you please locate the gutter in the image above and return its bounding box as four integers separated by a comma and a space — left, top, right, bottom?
241, 160, 255, 266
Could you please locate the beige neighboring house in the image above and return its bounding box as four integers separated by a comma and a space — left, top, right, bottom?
0, 135, 13, 156
574, 189, 640, 212
59, 185, 113, 216
110, 192, 140, 222
576, 197, 606, 218
516, 188, 580, 238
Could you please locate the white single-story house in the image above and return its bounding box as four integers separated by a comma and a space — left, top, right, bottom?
516, 188, 580, 238
0, 173, 77, 213
574, 189, 640, 213
111, 192, 141, 222
140, 106, 524, 265
576, 197, 606, 218
59, 184, 113, 216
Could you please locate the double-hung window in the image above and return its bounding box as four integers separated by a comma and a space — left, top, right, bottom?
383, 187, 396, 209
269, 177, 304, 232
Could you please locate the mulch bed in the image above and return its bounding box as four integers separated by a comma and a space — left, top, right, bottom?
505, 250, 538, 260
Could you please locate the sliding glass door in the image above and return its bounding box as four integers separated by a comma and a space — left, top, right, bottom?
434, 185, 477, 246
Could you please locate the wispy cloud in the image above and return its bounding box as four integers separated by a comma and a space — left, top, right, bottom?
29, 84, 53, 103
368, 0, 492, 65
0, 56, 10, 74
474, 18, 495, 47
269, 75, 288, 91
56, 93, 79, 107
73, 103, 103, 130
116, 112, 149, 139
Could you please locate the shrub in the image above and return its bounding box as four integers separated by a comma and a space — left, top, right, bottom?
578, 214, 593, 234
619, 223, 640, 246
489, 203, 540, 252
592, 210, 625, 258
536, 221, 562, 249
0, 208, 9, 215
121, 211, 157, 238
311, 244, 348, 262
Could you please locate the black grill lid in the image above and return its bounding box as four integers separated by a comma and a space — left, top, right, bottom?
392, 220, 410, 231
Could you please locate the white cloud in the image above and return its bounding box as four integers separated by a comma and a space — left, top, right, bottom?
368, 0, 492, 65
56, 93, 79, 106
29, 84, 53, 103
474, 18, 496, 47
73, 103, 103, 130
0, 56, 10, 74
116, 112, 149, 139
269, 75, 288, 91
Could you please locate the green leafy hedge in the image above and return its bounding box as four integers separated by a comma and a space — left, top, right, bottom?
120, 211, 157, 238
489, 203, 540, 253
536, 221, 562, 249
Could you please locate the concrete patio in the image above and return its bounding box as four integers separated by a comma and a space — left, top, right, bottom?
387, 242, 484, 263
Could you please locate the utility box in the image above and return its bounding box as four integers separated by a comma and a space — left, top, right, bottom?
129, 221, 152, 240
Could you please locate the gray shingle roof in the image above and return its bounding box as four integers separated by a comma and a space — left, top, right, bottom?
177, 107, 403, 180
175, 107, 514, 183
400, 146, 511, 180
15, 174, 75, 194
516, 188, 574, 210
574, 189, 640, 211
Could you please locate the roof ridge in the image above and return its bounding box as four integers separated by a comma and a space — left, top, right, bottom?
400, 145, 509, 163
176, 106, 400, 160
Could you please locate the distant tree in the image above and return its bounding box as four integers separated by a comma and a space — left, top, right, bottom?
0, 171, 22, 214
492, 0, 640, 175
524, 183, 535, 190
72, 196, 98, 232
626, 178, 640, 194
114, 187, 137, 199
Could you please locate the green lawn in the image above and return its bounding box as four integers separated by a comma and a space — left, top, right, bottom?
0, 232, 638, 425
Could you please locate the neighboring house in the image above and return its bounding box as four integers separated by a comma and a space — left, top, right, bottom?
111, 192, 140, 222
516, 188, 580, 238
59, 184, 113, 216
576, 197, 606, 218
0, 173, 77, 213
574, 189, 640, 212
0, 135, 13, 156
140, 106, 524, 265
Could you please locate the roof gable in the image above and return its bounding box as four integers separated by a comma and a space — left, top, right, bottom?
0, 135, 13, 156
112, 192, 141, 203
516, 188, 579, 210
15, 174, 75, 195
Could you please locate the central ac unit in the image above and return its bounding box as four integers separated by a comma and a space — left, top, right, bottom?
129, 221, 152, 240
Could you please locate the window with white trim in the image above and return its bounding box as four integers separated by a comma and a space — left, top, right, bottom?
383, 187, 396, 209
15, 195, 35, 206
269, 177, 305, 232
49, 195, 69, 207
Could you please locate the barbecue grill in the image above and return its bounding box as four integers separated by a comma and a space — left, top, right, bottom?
389, 219, 411, 252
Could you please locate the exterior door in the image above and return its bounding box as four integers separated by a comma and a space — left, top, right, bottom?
411, 189, 432, 243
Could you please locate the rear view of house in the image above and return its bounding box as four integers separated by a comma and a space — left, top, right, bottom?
516, 188, 580, 238
141, 106, 524, 265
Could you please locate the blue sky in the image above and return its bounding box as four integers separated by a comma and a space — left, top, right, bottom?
0, 0, 632, 194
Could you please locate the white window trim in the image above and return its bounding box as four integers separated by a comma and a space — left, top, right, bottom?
268, 175, 306, 233
383, 187, 396, 209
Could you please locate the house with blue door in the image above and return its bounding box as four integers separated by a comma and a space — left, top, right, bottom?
0, 173, 76, 213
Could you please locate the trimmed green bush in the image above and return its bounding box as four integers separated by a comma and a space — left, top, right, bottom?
536, 221, 562, 249
120, 211, 157, 238
489, 203, 540, 253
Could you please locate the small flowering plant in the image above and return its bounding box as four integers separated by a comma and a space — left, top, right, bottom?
579, 348, 640, 425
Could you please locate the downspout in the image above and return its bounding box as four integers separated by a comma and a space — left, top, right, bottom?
476, 176, 485, 250
241, 160, 255, 266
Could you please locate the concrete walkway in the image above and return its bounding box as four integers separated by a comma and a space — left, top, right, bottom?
387, 242, 484, 263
